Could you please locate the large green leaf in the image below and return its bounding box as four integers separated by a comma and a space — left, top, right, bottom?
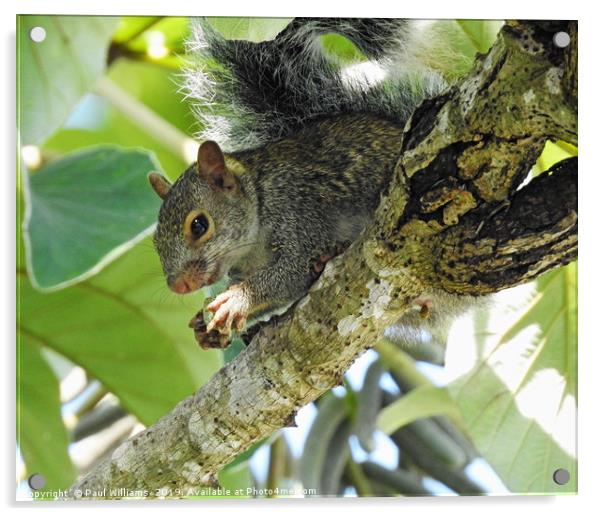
42, 99, 188, 181
17, 15, 118, 145
17, 339, 75, 491
446, 264, 577, 493
23, 146, 162, 290
85, 236, 223, 390
17, 236, 222, 426
206, 17, 292, 42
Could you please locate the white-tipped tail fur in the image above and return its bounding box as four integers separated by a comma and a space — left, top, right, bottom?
182, 18, 447, 152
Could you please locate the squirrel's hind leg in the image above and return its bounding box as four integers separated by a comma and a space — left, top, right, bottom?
188, 311, 231, 349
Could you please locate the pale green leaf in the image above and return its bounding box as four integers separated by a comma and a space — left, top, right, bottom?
114, 17, 190, 54
447, 264, 577, 494
17, 338, 75, 491
377, 384, 461, 435
455, 20, 504, 54
206, 17, 292, 42
17, 15, 118, 145
218, 462, 254, 494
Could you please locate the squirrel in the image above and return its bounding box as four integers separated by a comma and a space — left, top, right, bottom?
148, 18, 474, 353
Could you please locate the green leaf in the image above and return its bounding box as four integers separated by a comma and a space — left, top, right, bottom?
107, 57, 195, 136
218, 461, 253, 494
115, 17, 190, 54
17, 338, 75, 491
23, 146, 162, 290
455, 20, 504, 54
17, 236, 222, 426
320, 34, 366, 63
206, 17, 292, 42
42, 98, 188, 181
446, 264, 577, 493
537, 140, 578, 173
377, 385, 461, 435
112, 16, 164, 44
17, 15, 118, 145
422, 20, 503, 79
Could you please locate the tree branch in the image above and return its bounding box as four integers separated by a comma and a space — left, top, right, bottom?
67, 20, 577, 498
436, 157, 577, 294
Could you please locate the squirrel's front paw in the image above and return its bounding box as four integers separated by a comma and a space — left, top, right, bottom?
206, 285, 250, 333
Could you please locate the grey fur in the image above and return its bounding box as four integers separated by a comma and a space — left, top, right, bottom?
183, 18, 445, 151
155, 18, 476, 347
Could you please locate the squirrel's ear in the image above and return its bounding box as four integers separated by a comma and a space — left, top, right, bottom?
197, 141, 238, 193
148, 172, 171, 199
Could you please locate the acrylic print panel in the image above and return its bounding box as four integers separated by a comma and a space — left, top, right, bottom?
16, 15, 577, 500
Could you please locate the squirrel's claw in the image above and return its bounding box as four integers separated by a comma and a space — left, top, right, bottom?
206, 291, 230, 313
207, 287, 249, 333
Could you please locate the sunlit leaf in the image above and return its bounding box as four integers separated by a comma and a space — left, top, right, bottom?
16, 339, 75, 491
17, 15, 118, 145
455, 20, 504, 54
446, 264, 577, 493
320, 34, 366, 63
112, 16, 163, 44
537, 140, 578, 172
118, 17, 190, 54
206, 17, 292, 42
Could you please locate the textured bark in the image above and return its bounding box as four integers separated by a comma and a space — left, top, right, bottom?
436, 157, 577, 293
67, 20, 577, 498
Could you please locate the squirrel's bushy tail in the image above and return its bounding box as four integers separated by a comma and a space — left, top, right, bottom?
183, 18, 445, 151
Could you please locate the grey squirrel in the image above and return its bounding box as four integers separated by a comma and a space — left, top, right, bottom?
148, 18, 473, 353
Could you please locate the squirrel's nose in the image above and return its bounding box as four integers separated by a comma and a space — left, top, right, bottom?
169, 276, 191, 294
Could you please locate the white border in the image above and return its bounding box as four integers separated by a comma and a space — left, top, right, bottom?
7, 0, 581, 19
4, 1, 599, 515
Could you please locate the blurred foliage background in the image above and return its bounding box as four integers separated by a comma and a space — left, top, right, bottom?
16, 16, 577, 498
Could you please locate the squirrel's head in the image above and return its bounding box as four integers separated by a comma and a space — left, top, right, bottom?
149, 141, 256, 294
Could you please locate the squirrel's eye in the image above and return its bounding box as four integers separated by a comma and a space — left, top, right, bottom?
183, 210, 213, 245
190, 214, 209, 240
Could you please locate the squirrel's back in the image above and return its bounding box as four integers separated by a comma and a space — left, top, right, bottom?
221, 109, 476, 358
222, 112, 404, 283
233, 112, 404, 212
